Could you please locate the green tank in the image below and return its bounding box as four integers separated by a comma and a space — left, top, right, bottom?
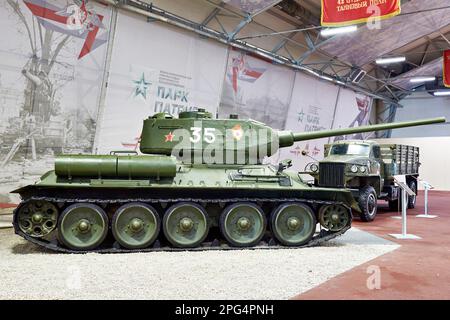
11, 110, 445, 252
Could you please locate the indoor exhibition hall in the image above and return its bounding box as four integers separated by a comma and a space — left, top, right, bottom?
0, 0, 450, 306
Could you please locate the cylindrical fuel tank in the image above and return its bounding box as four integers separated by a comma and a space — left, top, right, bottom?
117, 156, 176, 178
55, 155, 176, 178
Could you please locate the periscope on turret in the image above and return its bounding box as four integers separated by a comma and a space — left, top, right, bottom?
10, 109, 446, 253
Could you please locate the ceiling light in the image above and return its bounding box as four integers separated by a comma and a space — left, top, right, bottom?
320, 26, 357, 37
433, 91, 450, 96
376, 56, 406, 65
410, 77, 436, 83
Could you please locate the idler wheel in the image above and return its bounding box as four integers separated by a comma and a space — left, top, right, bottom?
163, 202, 209, 248
16, 201, 58, 238
318, 204, 350, 232
112, 202, 160, 249
270, 203, 316, 246
58, 203, 108, 251
219, 202, 266, 247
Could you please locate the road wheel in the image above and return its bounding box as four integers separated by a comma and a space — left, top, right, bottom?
318, 204, 350, 231
58, 203, 109, 251
163, 202, 209, 248
112, 202, 160, 249
407, 180, 417, 209
270, 203, 316, 246
16, 200, 58, 238
358, 186, 378, 222
220, 202, 266, 247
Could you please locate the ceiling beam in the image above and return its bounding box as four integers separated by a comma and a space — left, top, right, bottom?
97, 0, 403, 105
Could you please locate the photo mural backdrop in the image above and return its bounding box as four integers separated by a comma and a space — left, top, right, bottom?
95, 10, 228, 154
275, 72, 340, 174
331, 91, 374, 140
0, 1, 372, 202
0, 0, 110, 202
219, 50, 296, 130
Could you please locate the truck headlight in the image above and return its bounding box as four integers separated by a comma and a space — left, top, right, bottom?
360, 166, 367, 173
350, 165, 358, 173
310, 164, 319, 172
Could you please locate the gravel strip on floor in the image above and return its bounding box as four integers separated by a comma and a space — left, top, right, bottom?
0, 228, 399, 300
0, 215, 12, 229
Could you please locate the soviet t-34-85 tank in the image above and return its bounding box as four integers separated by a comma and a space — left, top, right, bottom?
11, 110, 445, 252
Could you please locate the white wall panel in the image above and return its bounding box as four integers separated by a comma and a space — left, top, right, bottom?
376, 137, 450, 191
392, 93, 450, 138
219, 50, 296, 130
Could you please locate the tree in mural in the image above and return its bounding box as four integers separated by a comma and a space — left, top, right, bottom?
13, 1, 70, 119
1, 0, 104, 167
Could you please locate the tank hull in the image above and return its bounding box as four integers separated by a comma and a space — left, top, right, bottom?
12, 164, 356, 253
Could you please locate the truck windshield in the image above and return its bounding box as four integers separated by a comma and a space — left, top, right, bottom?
330, 144, 370, 156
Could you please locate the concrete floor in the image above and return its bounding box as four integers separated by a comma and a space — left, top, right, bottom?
0, 222, 397, 300
296, 191, 450, 300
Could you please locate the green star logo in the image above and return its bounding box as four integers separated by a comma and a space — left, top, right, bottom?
133, 73, 151, 99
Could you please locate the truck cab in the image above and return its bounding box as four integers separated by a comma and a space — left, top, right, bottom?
308, 140, 419, 222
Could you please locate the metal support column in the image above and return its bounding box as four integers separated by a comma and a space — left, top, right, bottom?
416, 181, 438, 218
389, 181, 421, 240
92, 6, 119, 154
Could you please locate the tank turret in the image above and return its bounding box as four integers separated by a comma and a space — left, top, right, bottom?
139, 109, 445, 164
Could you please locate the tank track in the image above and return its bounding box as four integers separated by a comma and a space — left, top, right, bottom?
13, 196, 352, 254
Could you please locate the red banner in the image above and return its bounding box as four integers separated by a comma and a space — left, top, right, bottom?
321, 0, 401, 27
444, 50, 450, 88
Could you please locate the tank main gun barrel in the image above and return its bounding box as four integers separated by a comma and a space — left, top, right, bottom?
138, 110, 445, 164
278, 117, 446, 148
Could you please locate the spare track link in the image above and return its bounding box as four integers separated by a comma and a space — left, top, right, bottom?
13, 196, 353, 254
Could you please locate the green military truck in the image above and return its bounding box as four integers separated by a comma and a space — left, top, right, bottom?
307, 140, 420, 222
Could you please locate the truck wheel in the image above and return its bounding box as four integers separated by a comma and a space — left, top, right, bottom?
358, 186, 378, 222
407, 180, 417, 209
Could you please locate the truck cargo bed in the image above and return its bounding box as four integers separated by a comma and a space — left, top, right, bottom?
380, 144, 419, 177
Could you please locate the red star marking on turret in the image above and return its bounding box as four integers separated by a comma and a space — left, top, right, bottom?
165, 132, 175, 142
